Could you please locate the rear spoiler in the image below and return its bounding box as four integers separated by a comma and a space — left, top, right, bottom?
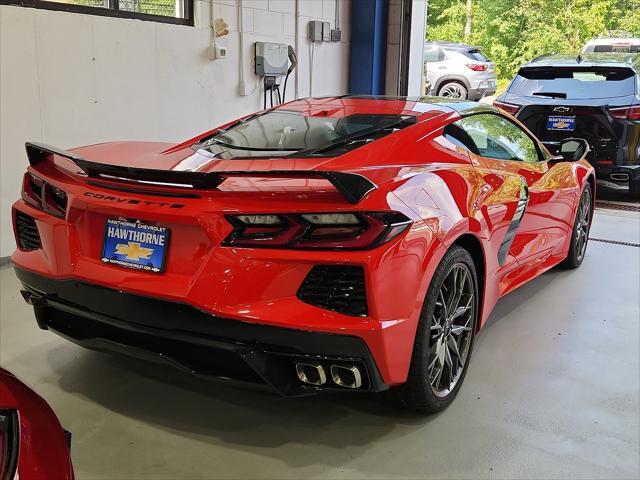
25, 142, 377, 204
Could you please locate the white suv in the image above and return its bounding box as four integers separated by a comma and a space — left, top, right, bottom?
424, 42, 497, 101
582, 37, 640, 53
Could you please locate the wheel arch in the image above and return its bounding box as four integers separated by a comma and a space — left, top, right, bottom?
451, 233, 486, 333
434, 75, 472, 94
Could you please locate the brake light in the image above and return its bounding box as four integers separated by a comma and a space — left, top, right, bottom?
608, 105, 640, 121
224, 212, 412, 250
493, 100, 521, 115
466, 63, 488, 71
21, 172, 68, 218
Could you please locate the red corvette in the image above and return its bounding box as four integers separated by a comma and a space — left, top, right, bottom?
0, 369, 74, 479
12, 96, 594, 412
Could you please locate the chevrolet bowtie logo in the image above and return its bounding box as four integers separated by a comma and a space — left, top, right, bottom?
115, 242, 154, 261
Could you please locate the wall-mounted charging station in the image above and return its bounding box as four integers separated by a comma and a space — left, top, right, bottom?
254, 41, 297, 108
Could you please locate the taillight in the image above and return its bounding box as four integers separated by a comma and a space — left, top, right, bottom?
0, 410, 19, 480
223, 212, 412, 250
608, 105, 640, 121
493, 100, 521, 115
466, 63, 488, 71
21, 172, 67, 218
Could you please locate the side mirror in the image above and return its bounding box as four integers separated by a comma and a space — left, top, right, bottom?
557, 138, 590, 162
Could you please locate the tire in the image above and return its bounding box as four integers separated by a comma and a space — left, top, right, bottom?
387, 245, 479, 413
437, 81, 468, 100
630, 180, 640, 199
560, 183, 592, 269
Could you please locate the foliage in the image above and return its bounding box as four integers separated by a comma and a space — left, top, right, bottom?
71, 0, 178, 17
426, 0, 640, 80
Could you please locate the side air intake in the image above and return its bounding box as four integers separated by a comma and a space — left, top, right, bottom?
15, 210, 42, 251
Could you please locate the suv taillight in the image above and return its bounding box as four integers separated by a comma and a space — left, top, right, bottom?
466, 63, 488, 72
608, 105, 640, 121
21, 172, 67, 218
493, 100, 521, 115
223, 212, 412, 250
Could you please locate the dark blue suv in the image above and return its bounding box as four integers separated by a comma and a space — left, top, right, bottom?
495, 54, 640, 197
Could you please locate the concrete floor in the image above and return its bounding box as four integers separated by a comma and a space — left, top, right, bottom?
1, 209, 639, 480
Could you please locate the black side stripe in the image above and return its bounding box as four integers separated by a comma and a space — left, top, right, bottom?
497, 184, 529, 265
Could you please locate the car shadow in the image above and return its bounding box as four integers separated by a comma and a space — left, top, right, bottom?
46, 344, 438, 454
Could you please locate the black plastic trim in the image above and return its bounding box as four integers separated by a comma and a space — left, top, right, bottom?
15, 268, 387, 396
497, 183, 529, 265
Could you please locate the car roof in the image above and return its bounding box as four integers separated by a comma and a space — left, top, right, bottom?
524, 53, 640, 70
424, 41, 482, 51
282, 95, 494, 116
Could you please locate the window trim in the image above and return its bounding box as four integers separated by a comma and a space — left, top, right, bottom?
458, 111, 550, 163
1, 0, 194, 26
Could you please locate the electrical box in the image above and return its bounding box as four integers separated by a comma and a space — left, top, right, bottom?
331, 28, 342, 42
322, 22, 331, 42
207, 45, 227, 60
308, 21, 323, 42
254, 42, 289, 76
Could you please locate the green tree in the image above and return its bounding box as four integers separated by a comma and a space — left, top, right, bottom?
426, 0, 640, 81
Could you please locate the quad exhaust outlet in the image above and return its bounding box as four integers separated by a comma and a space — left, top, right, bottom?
295, 363, 327, 386
330, 365, 363, 389
295, 362, 363, 389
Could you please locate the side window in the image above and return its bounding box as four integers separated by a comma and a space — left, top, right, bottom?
455, 114, 540, 163
442, 123, 479, 154
424, 47, 445, 62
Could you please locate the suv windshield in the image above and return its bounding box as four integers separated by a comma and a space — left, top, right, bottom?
509, 66, 636, 99
197, 111, 410, 158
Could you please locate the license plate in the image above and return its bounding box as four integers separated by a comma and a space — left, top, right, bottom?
101, 219, 169, 273
547, 115, 576, 131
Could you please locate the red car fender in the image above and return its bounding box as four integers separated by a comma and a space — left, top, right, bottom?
0, 369, 74, 480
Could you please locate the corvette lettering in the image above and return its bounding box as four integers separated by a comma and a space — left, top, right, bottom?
83, 191, 184, 208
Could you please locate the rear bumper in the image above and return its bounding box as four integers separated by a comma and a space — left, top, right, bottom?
594, 164, 640, 185
15, 268, 388, 396
468, 85, 496, 101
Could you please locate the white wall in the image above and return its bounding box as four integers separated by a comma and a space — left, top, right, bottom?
0, 0, 351, 257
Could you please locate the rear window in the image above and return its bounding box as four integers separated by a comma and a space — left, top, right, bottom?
196, 112, 412, 158
588, 44, 640, 53
508, 66, 637, 99
462, 49, 489, 62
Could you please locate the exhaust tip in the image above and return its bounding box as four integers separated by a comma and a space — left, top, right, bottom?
611, 172, 630, 181
330, 364, 363, 389
295, 363, 327, 386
